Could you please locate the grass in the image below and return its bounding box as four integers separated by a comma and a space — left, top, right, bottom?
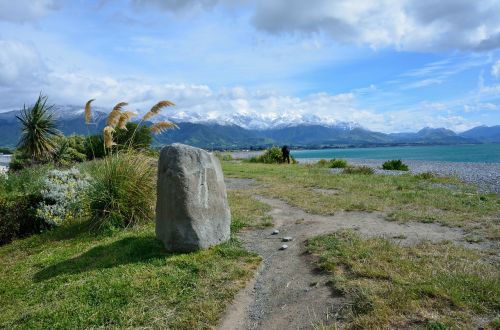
307, 230, 500, 329
221, 162, 500, 240
82, 152, 157, 229
0, 191, 266, 329
343, 165, 374, 175
228, 190, 273, 231
315, 159, 348, 168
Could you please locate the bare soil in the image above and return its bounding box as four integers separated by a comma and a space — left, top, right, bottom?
220, 179, 493, 329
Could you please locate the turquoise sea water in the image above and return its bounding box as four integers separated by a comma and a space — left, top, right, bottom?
291, 144, 500, 163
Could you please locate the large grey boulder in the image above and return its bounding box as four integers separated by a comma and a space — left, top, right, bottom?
156, 143, 231, 252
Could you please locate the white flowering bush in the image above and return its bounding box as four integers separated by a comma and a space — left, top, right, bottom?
37, 167, 90, 226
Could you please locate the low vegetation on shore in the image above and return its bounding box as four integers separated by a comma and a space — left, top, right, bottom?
222, 161, 500, 241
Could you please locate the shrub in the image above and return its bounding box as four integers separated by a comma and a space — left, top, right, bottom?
0, 194, 50, 245
382, 159, 409, 171
84, 152, 156, 229
247, 146, 296, 164
37, 168, 90, 226
1, 164, 52, 197
343, 166, 374, 175
316, 159, 348, 168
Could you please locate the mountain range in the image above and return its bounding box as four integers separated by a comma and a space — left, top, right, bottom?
0, 106, 499, 149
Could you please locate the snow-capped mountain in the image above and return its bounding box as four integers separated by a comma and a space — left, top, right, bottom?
37, 105, 359, 130
156, 110, 360, 130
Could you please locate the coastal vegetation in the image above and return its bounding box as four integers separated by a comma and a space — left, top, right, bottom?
315, 158, 348, 168
222, 161, 500, 240
382, 159, 410, 171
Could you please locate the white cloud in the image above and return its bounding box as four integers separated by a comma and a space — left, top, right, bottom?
251, 0, 500, 51
139, 0, 500, 51
0, 0, 61, 22
492, 60, 500, 78
0, 40, 48, 88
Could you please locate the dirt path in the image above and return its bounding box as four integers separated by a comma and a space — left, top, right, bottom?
219, 180, 491, 329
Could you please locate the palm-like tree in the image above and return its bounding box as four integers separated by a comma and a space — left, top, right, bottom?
16, 94, 60, 163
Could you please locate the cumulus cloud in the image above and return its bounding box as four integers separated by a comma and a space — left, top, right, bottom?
137, 0, 500, 51
252, 0, 500, 51
0, 0, 61, 22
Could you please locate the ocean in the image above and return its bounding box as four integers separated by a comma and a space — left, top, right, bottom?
291, 144, 500, 163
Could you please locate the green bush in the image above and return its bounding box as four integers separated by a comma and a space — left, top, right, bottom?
0, 194, 51, 245
343, 166, 374, 175
84, 152, 156, 229
247, 146, 295, 164
382, 159, 409, 171
0, 165, 55, 245
316, 159, 348, 168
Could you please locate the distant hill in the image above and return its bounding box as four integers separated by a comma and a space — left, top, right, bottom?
459, 125, 500, 143
0, 107, 496, 149
389, 127, 477, 145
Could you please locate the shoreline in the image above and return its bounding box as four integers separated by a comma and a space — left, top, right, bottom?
307, 158, 500, 194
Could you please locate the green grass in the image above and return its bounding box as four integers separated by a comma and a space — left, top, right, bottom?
228, 190, 273, 231
0, 224, 260, 329
307, 230, 500, 329
0, 188, 267, 329
222, 162, 500, 240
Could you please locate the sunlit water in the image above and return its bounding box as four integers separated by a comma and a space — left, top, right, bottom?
291, 144, 500, 163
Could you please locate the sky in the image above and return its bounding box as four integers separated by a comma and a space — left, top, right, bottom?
0, 0, 500, 132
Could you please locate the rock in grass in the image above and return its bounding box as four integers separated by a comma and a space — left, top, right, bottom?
282, 236, 293, 242
156, 143, 231, 252
279, 244, 288, 250
272, 229, 279, 235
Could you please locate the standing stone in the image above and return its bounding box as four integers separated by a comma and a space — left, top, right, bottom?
156, 143, 231, 252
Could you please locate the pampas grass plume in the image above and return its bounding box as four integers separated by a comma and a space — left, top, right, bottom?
150, 121, 178, 135
142, 100, 175, 121
85, 99, 95, 124
103, 126, 116, 148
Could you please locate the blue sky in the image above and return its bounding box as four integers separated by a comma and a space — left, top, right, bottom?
0, 0, 500, 132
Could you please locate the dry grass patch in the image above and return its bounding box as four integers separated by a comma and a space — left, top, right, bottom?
307, 230, 500, 329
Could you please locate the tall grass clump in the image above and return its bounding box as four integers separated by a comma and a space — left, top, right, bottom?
382, 159, 409, 171
85, 152, 156, 229
82, 99, 176, 229
343, 165, 374, 175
